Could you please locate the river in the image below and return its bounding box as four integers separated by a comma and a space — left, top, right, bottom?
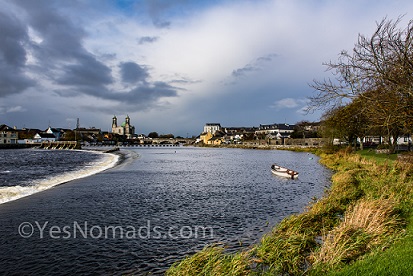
0, 147, 331, 275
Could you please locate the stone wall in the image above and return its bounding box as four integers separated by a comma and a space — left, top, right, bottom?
243, 138, 327, 148
284, 138, 327, 147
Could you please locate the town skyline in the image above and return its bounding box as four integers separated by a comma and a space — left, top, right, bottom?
1, 1, 413, 136
1, 115, 307, 138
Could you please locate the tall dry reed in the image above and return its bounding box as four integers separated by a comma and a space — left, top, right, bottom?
311, 198, 401, 269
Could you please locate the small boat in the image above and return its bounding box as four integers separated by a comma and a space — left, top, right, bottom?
271, 164, 299, 179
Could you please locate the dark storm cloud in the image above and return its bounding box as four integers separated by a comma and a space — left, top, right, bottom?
15, 0, 86, 60
119, 62, 149, 84
79, 81, 176, 113
74, 81, 179, 113
0, 11, 27, 66
144, 0, 192, 28
8, 0, 179, 106
118, 62, 179, 108
54, 79, 178, 108
14, 0, 114, 94
107, 75, 179, 107
117, 81, 178, 103
57, 55, 113, 87
0, 10, 34, 97
138, 36, 159, 44
53, 60, 178, 106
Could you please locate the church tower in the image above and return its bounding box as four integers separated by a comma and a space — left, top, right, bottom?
125, 115, 130, 127
124, 115, 131, 136
111, 115, 134, 138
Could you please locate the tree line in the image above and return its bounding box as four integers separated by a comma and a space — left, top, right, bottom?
309, 17, 413, 152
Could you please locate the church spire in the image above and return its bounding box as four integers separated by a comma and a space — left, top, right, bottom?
125, 114, 130, 125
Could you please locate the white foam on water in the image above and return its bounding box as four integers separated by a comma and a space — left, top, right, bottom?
0, 150, 119, 205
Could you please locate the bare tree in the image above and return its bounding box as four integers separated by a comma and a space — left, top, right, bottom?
308, 17, 413, 152
308, 16, 413, 110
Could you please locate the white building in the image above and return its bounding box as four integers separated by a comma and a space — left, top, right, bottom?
203, 123, 221, 135
46, 127, 62, 140
255, 123, 295, 138
33, 133, 56, 142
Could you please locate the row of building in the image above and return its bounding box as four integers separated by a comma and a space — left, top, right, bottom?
0, 115, 136, 146
0, 124, 104, 145
198, 122, 412, 148
198, 122, 304, 145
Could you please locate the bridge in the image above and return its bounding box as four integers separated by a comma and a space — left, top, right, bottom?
142, 138, 194, 145
118, 143, 180, 148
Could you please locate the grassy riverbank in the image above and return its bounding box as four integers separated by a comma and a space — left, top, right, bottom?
166, 148, 413, 275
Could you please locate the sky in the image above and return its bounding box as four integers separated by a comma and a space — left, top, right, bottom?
1, 0, 412, 136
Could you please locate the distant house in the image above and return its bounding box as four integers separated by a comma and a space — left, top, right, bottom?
397, 135, 412, 146
222, 127, 257, 142
17, 128, 42, 138
203, 123, 221, 135
46, 127, 68, 141
0, 124, 18, 144
208, 136, 224, 145
199, 132, 213, 144
200, 123, 298, 144
34, 133, 56, 142
255, 123, 295, 138
16, 128, 43, 144
75, 127, 101, 136
205, 130, 225, 145
223, 127, 257, 135
362, 135, 412, 147
303, 122, 322, 132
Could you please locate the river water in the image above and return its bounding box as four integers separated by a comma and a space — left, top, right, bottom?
0, 147, 331, 275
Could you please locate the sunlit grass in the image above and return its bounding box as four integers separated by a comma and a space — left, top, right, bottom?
326, 222, 413, 276
310, 199, 402, 272
166, 245, 251, 276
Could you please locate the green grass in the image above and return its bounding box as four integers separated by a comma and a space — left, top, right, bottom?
166, 148, 413, 275
166, 245, 251, 276
327, 223, 413, 276
357, 149, 398, 164
323, 149, 413, 275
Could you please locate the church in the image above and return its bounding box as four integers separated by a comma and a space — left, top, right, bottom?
112, 115, 135, 139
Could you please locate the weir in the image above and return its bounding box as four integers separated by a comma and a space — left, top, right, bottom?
39, 141, 80, 150
84, 143, 183, 148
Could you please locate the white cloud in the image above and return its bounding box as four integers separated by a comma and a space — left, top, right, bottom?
7, 106, 26, 113
271, 98, 308, 109
0, 105, 26, 114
